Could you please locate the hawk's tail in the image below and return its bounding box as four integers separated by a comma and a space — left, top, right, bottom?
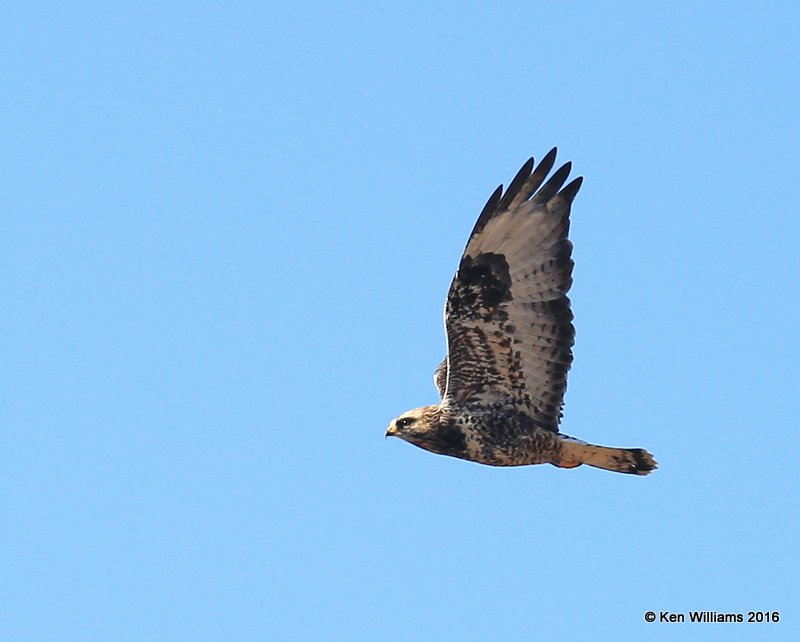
555, 436, 657, 475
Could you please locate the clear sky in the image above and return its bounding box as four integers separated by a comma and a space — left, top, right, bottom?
2, 2, 798, 641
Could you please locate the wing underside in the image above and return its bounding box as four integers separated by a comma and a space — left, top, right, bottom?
440, 149, 582, 432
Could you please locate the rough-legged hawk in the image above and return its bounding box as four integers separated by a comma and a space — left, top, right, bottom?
387, 149, 656, 475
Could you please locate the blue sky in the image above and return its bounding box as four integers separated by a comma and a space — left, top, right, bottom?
2, 2, 798, 640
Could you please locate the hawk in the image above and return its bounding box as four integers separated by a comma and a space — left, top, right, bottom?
386, 149, 656, 475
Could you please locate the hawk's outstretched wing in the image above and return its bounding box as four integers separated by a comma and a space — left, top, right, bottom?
441, 149, 582, 432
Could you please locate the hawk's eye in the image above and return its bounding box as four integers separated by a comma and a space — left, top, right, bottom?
397, 417, 416, 428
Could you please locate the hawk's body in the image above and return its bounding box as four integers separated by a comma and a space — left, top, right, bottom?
387, 149, 656, 475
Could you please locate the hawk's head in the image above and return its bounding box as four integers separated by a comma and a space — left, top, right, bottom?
386, 406, 467, 457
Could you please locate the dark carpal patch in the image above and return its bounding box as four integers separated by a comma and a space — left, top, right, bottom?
451, 252, 512, 314
438, 426, 467, 453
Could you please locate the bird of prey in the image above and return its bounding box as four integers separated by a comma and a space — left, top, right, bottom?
386, 149, 656, 475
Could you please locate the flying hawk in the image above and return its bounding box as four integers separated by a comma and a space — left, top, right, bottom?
386, 149, 656, 475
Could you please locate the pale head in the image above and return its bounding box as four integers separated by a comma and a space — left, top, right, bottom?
386, 406, 435, 439
386, 405, 467, 457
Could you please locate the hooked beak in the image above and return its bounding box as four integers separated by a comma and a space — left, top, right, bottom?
385, 423, 397, 438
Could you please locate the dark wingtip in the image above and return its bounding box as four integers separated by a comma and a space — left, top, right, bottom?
533, 161, 572, 204
481, 184, 503, 218
497, 157, 535, 212
534, 148, 558, 180
466, 148, 578, 245
559, 176, 584, 204
468, 184, 503, 239
511, 148, 559, 203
